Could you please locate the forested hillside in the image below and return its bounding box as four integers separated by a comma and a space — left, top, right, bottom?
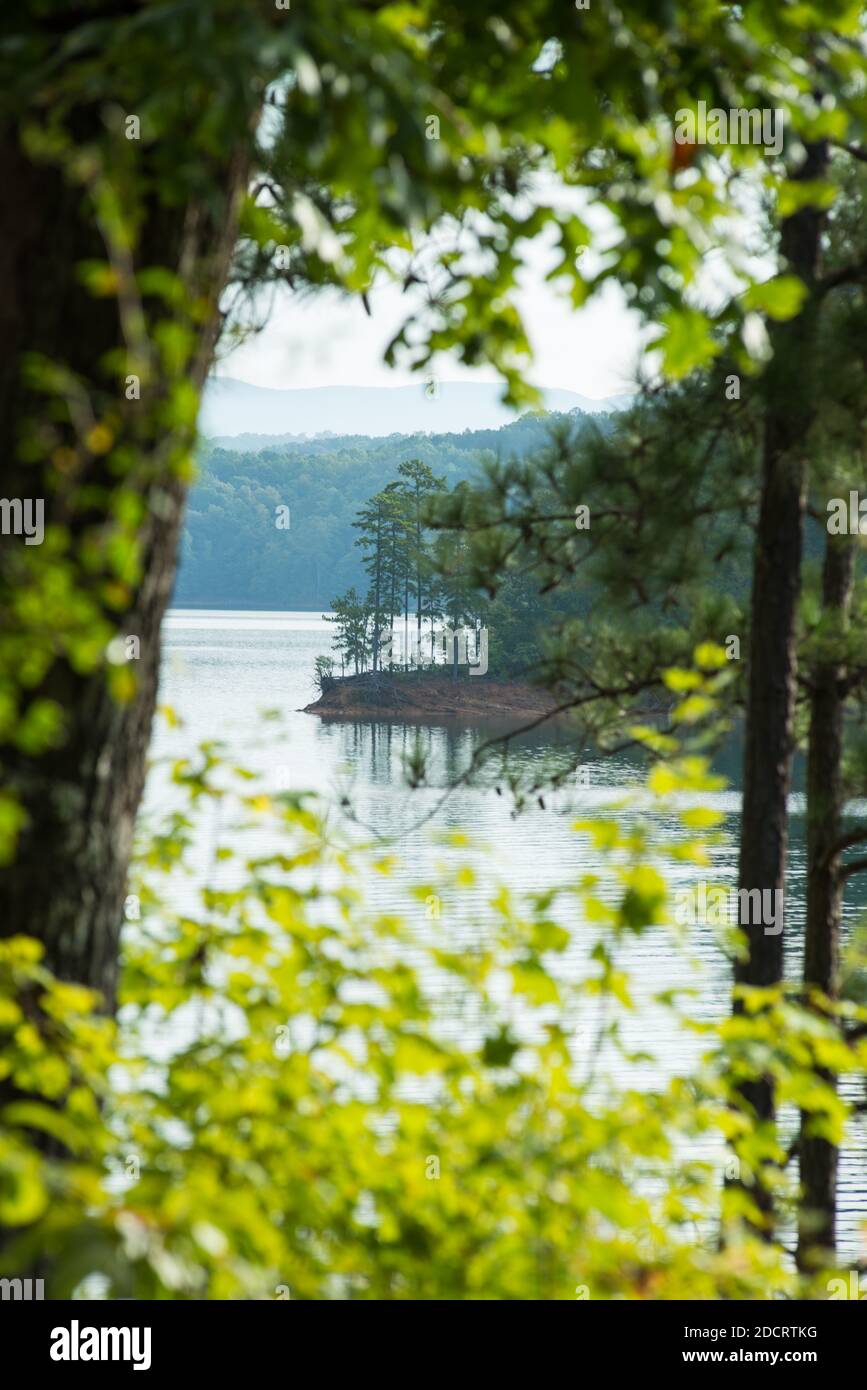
175, 409, 606, 608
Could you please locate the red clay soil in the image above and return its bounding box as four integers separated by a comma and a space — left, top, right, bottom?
302, 673, 563, 725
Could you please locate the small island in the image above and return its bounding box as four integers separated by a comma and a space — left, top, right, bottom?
304, 461, 571, 727
302, 671, 562, 726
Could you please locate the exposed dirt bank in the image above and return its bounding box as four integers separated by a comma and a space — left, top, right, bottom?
302, 673, 564, 725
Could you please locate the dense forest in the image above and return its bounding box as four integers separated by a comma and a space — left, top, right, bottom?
176, 410, 607, 608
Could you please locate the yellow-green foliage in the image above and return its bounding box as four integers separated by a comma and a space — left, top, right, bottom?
2, 665, 866, 1299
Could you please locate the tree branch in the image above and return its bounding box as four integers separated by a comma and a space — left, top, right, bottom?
832, 140, 867, 165
840, 856, 867, 883
820, 826, 867, 871
817, 257, 867, 297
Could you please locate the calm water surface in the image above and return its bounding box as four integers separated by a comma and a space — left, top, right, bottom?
148, 609, 867, 1263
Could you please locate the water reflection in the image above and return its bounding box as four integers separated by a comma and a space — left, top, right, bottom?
151, 610, 867, 1262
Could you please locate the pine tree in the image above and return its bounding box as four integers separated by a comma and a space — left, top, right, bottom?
325, 588, 371, 676
397, 459, 447, 673
381, 482, 410, 671
352, 492, 389, 673
434, 530, 486, 679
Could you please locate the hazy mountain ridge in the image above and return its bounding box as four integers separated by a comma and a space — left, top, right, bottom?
206, 408, 610, 458
201, 377, 632, 444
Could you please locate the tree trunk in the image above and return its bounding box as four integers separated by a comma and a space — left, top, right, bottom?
796, 534, 855, 1272
416, 486, 423, 677
0, 126, 247, 1011
733, 139, 827, 1226
372, 509, 383, 673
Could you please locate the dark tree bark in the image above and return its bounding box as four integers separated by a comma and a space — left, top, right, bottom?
0, 124, 247, 1011
796, 534, 855, 1271
733, 139, 828, 1225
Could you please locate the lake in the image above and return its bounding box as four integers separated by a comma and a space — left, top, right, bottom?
149, 608, 866, 1263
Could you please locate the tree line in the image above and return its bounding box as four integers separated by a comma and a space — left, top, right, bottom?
323, 459, 486, 678
177, 413, 599, 610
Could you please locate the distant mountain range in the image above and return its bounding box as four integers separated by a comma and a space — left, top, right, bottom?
200, 377, 632, 442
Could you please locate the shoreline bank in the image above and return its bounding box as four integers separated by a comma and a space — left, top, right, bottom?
302, 672, 564, 725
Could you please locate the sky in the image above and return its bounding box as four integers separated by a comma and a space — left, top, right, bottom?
216, 241, 647, 403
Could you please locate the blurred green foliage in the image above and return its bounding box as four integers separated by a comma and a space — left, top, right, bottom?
1, 662, 866, 1298
5, 0, 867, 1302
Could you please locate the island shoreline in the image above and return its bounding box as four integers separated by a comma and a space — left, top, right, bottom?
301, 672, 566, 726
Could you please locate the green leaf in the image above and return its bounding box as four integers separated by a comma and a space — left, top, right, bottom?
743, 275, 807, 321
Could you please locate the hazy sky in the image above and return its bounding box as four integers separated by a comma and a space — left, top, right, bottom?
217, 247, 646, 402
